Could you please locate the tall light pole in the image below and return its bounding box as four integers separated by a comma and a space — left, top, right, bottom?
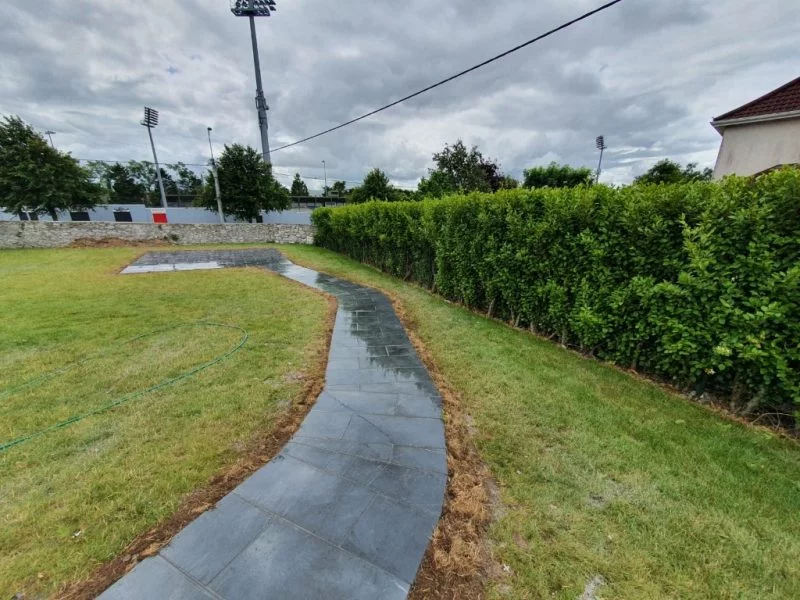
595, 135, 607, 184
44, 130, 56, 148
231, 0, 276, 165
207, 127, 225, 224
141, 107, 168, 209
322, 160, 328, 197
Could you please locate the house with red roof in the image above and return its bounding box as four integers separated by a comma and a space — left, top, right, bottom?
711, 76, 800, 178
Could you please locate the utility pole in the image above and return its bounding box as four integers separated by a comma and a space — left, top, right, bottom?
322, 160, 328, 197
207, 127, 225, 224
44, 130, 56, 148
595, 135, 607, 184
231, 0, 277, 165
141, 107, 168, 209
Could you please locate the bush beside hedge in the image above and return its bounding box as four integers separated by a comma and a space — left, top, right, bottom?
312, 169, 800, 416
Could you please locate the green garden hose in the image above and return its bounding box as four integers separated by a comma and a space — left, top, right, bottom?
0, 322, 249, 453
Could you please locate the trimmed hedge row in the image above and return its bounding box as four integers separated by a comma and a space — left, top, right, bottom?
312, 169, 800, 416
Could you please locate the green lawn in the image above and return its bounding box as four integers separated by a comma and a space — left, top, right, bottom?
278, 244, 800, 600
0, 247, 329, 597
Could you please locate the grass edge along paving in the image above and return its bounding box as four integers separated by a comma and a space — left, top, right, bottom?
277, 244, 800, 600
0, 247, 333, 598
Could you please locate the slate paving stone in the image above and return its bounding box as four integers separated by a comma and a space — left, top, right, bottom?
392, 446, 448, 474
386, 344, 416, 356
108, 249, 446, 600
99, 556, 215, 600
295, 410, 352, 439
209, 518, 409, 600
234, 455, 377, 544
368, 463, 448, 515
343, 495, 440, 584
288, 438, 395, 463
161, 494, 271, 584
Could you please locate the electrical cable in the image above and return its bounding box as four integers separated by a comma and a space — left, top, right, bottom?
270, 0, 625, 153
0, 322, 249, 453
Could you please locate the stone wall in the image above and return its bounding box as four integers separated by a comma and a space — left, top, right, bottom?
0, 221, 315, 249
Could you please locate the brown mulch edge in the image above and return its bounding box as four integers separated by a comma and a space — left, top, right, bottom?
387, 296, 498, 600
55, 285, 337, 600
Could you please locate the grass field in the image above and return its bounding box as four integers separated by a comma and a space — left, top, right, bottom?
0, 247, 329, 597
278, 244, 800, 600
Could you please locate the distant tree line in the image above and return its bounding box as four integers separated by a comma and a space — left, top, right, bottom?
1, 113, 718, 219
86, 160, 205, 206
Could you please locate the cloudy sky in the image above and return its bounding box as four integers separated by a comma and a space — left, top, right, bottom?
2, 0, 798, 190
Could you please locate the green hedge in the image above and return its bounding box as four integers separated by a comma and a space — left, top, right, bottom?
312, 169, 800, 416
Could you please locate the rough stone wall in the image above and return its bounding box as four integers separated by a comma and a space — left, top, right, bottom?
0, 222, 316, 249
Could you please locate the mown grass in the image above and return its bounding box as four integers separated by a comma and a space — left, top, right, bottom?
0, 247, 329, 597
278, 244, 800, 600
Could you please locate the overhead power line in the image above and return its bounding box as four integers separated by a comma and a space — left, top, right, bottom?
271, 0, 625, 153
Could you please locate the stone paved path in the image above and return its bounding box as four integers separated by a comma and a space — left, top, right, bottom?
103, 249, 446, 599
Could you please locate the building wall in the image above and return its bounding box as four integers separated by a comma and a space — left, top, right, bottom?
713, 117, 800, 179
0, 221, 315, 249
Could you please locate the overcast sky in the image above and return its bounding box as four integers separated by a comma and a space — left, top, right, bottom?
2, 0, 798, 190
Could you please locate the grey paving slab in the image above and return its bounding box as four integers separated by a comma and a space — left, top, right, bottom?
104, 249, 447, 599
208, 518, 409, 600
98, 556, 215, 600
160, 494, 271, 584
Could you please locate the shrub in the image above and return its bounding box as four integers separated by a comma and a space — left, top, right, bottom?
313, 169, 800, 417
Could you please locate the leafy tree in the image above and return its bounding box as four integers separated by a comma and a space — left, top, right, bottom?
417, 139, 513, 197
199, 144, 289, 221
523, 162, 594, 189
0, 115, 100, 219
349, 168, 395, 203
169, 162, 204, 201
290, 173, 309, 197
331, 180, 347, 197
498, 175, 519, 190
417, 170, 453, 199
107, 163, 145, 203
418, 140, 492, 197
634, 159, 713, 185
125, 160, 160, 205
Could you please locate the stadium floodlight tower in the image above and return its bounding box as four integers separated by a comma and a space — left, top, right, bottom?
230, 0, 276, 165
595, 135, 608, 184
141, 107, 168, 209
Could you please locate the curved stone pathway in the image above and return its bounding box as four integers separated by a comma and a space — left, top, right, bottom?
103, 249, 446, 600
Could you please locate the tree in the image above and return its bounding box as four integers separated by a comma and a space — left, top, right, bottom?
0, 115, 100, 219
417, 170, 453, 199
523, 162, 594, 189
290, 173, 309, 197
198, 144, 289, 221
634, 159, 713, 185
126, 160, 160, 205
169, 162, 204, 203
417, 139, 513, 197
330, 180, 347, 197
418, 140, 492, 197
107, 163, 146, 203
349, 168, 395, 203
498, 175, 519, 190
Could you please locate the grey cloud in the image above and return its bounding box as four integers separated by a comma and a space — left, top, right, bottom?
1, 0, 799, 187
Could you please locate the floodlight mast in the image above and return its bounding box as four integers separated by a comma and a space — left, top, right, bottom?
231, 0, 276, 165
595, 135, 607, 184
141, 107, 168, 209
